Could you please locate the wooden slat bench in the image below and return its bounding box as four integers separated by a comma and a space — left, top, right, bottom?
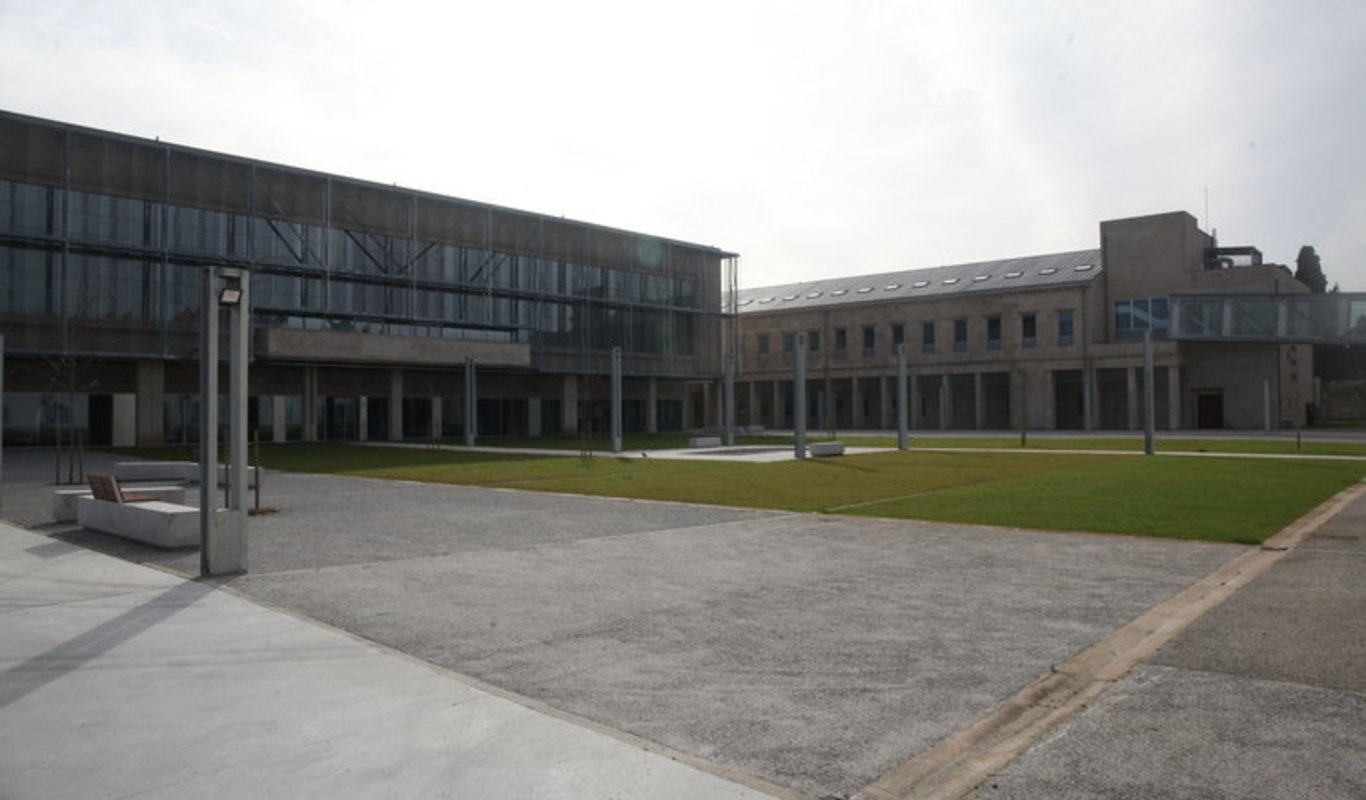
51, 481, 188, 523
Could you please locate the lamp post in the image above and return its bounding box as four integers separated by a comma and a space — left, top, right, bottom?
200, 266, 249, 576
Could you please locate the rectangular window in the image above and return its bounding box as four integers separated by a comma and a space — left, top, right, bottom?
953, 318, 968, 352
809, 330, 821, 352
1022, 313, 1037, 348
782, 331, 796, 359
892, 323, 905, 346
1115, 296, 1170, 335
986, 316, 1002, 350
834, 327, 847, 358
921, 321, 936, 354
862, 324, 876, 357
757, 332, 769, 355
1059, 310, 1075, 346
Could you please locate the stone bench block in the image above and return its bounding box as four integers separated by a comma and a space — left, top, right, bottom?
52, 485, 188, 523
808, 441, 846, 457
76, 497, 200, 549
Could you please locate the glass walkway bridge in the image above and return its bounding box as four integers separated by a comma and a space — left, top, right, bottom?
1170, 293, 1366, 344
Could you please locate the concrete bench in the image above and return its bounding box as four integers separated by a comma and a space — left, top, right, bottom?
808, 441, 846, 457
77, 497, 199, 548
52, 484, 188, 523
114, 461, 258, 488
688, 436, 723, 448
76, 474, 199, 549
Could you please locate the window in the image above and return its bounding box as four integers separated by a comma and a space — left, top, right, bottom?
953, 318, 968, 352
756, 332, 769, 355
834, 327, 847, 358
1058, 310, 1075, 346
986, 316, 1002, 350
1021, 314, 1037, 348
862, 325, 876, 357
809, 330, 820, 353
892, 323, 905, 346
782, 331, 796, 359
921, 321, 936, 354
1114, 296, 1170, 336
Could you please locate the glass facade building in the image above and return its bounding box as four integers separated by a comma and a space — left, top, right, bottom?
0, 111, 738, 446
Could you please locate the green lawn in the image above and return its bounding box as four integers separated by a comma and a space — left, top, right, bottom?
122, 442, 1366, 545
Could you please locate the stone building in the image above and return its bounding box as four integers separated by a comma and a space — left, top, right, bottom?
736, 211, 1313, 431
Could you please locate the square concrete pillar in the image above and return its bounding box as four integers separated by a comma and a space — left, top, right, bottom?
528, 397, 542, 437
973, 373, 985, 430
272, 396, 287, 443
135, 360, 165, 447
1127, 367, 1139, 430
1168, 365, 1182, 430
647, 377, 659, 433
388, 369, 404, 442
303, 367, 319, 442
562, 376, 578, 435
431, 396, 443, 440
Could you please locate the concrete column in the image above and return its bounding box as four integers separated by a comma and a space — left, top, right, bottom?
358, 395, 369, 442
272, 395, 287, 443
303, 367, 318, 442
682, 386, 693, 430
851, 376, 863, 429
973, 372, 985, 430
909, 373, 920, 431
647, 377, 659, 434
747, 381, 758, 429
111, 394, 136, 447
1126, 367, 1138, 431
1168, 365, 1182, 430
880, 375, 891, 429
1044, 369, 1057, 430
528, 397, 542, 437
940, 375, 951, 430
464, 359, 477, 446
431, 396, 443, 440
388, 369, 403, 442
562, 376, 578, 435
1084, 367, 1097, 432
135, 360, 165, 447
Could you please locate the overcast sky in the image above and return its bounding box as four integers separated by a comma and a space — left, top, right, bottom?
2, 0, 1363, 289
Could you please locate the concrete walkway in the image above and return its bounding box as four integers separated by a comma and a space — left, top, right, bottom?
0, 521, 781, 800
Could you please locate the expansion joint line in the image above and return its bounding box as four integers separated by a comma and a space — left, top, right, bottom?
854, 479, 1366, 800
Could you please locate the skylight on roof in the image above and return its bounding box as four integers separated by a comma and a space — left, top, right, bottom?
1004, 271, 1024, 279
912, 280, 930, 288
739, 298, 753, 306
757, 297, 775, 304
807, 291, 823, 298
973, 275, 990, 282
942, 277, 960, 285
884, 283, 902, 291
781, 294, 799, 301
1075, 263, 1094, 271
857, 286, 874, 294
1039, 267, 1058, 275
831, 289, 848, 296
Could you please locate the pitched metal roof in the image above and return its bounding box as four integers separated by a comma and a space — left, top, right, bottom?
738, 248, 1102, 313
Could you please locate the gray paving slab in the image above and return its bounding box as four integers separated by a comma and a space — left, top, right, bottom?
227, 504, 1240, 798
969, 664, 1366, 800
1150, 496, 1366, 692
0, 523, 777, 800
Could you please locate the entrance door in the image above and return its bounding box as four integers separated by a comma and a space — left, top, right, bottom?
1196, 391, 1224, 429
88, 395, 113, 446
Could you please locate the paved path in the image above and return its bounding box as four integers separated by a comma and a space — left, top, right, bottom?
1, 447, 1363, 799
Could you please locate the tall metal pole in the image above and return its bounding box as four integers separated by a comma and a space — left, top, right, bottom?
895, 343, 908, 450
1143, 328, 1156, 455
610, 346, 623, 454
229, 270, 249, 520
724, 352, 736, 447
794, 332, 807, 459
199, 269, 220, 575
